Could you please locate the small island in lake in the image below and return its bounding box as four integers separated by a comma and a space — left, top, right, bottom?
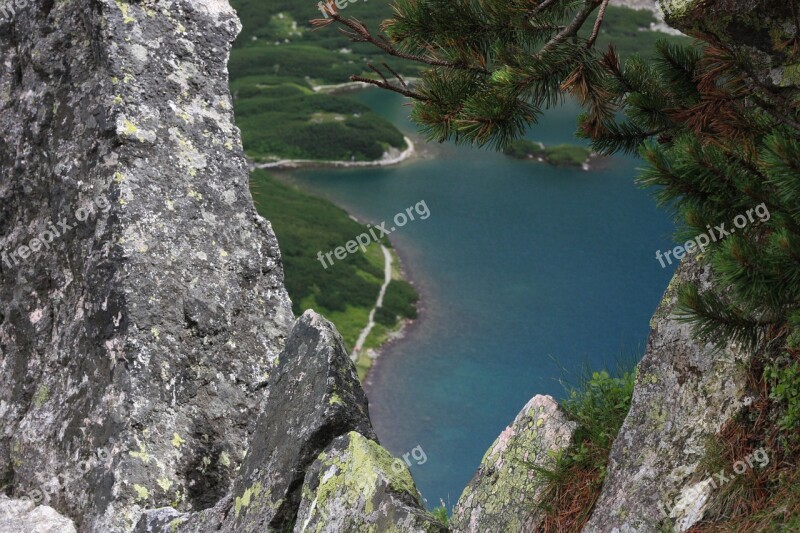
503, 139, 594, 168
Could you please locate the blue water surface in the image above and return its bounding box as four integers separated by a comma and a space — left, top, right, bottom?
281, 90, 677, 509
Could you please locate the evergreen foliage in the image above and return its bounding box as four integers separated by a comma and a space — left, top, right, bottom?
536, 367, 636, 531
316, 0, 686, 148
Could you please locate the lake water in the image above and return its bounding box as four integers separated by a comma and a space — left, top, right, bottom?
282, 89, 677, 510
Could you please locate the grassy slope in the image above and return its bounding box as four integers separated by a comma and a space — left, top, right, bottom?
230, 0, 421, 370
249, 171, 418, 356
228, 0, 419, 162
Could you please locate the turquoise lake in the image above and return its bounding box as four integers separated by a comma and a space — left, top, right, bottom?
281, 90, 678, 510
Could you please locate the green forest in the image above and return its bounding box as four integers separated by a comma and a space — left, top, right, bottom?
249, 171, 418, 371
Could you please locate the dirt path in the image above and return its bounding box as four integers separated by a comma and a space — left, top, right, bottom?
351, 244, 392, 361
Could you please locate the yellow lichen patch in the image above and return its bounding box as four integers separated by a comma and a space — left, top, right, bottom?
114, 171, 126, 183
187, 189, 203, 201
234, 482, 263, 517
219, 451, 231, 467
129, 443, 151, 464
122, 120, 138, 136
151, 327, 160, 339
11, 441, 23, 468
133, 484, 149, 501
33, 384, 49, 408
329, 393, 345, 406
114, 1, 135, 23
157, 477, 173, 491
171, 433, 186, 448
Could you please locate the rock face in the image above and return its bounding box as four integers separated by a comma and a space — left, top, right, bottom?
223, 310, 377, 532
0, 494, 77, 533
659, 1, 799, 88
134, 311, 438, 533
450, 395, 576, 533
582, 259, 751, 532
0, 1, 440, 531
0, 0, 292, 531
294, 432, 446, 533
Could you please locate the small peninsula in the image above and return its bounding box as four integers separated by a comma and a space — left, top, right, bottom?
503, 139, 594, 168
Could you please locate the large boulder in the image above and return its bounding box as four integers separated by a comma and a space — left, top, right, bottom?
582, 258, 751, 532
294, 431, 446, 533
0, 494, 77, 533
450, 395, 576, 532
135, 311, 438, 533
0, 0, 292, 530
222, 310, 377, 532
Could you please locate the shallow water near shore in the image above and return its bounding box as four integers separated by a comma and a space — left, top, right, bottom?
283, 89, 678, 509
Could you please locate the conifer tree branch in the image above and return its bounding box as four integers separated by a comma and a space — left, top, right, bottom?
367, 63, 389, 86
350, 75, 427, 100
701, 32, 800, 131
585, 0, 611, 49
528, 0, 561, 18
382, 62, 410, 90
315, 11, 489, 74
537, 0, 602, 58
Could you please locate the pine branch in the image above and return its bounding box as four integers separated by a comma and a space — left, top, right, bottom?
313, 11, 489, 75
585, 0, 610, 50
537, 0, 601, 58
350, 75, 426, 100
676, 284, 772, 352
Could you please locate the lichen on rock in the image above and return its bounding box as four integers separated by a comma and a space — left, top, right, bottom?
294, 432, 446, 533
583, 257, 752, 532
0, 0, 292, 530
450, 394, 576, 533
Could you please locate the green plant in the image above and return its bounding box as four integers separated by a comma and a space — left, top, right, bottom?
431, 502, 449, 526
561, 369, 636, 472
249, 171, 418, 349
536, 367, 636, 531
765, 360, 800, 430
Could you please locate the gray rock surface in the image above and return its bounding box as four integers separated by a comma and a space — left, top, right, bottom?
222, 310, 377, 532
0, 494, 77, 533
450, 395, 576, 533
0, 0, 292, 530
294, 431, 446, 533
134, 311, 436, 533
582, 258, 751, 532
659, 1, 799, 87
